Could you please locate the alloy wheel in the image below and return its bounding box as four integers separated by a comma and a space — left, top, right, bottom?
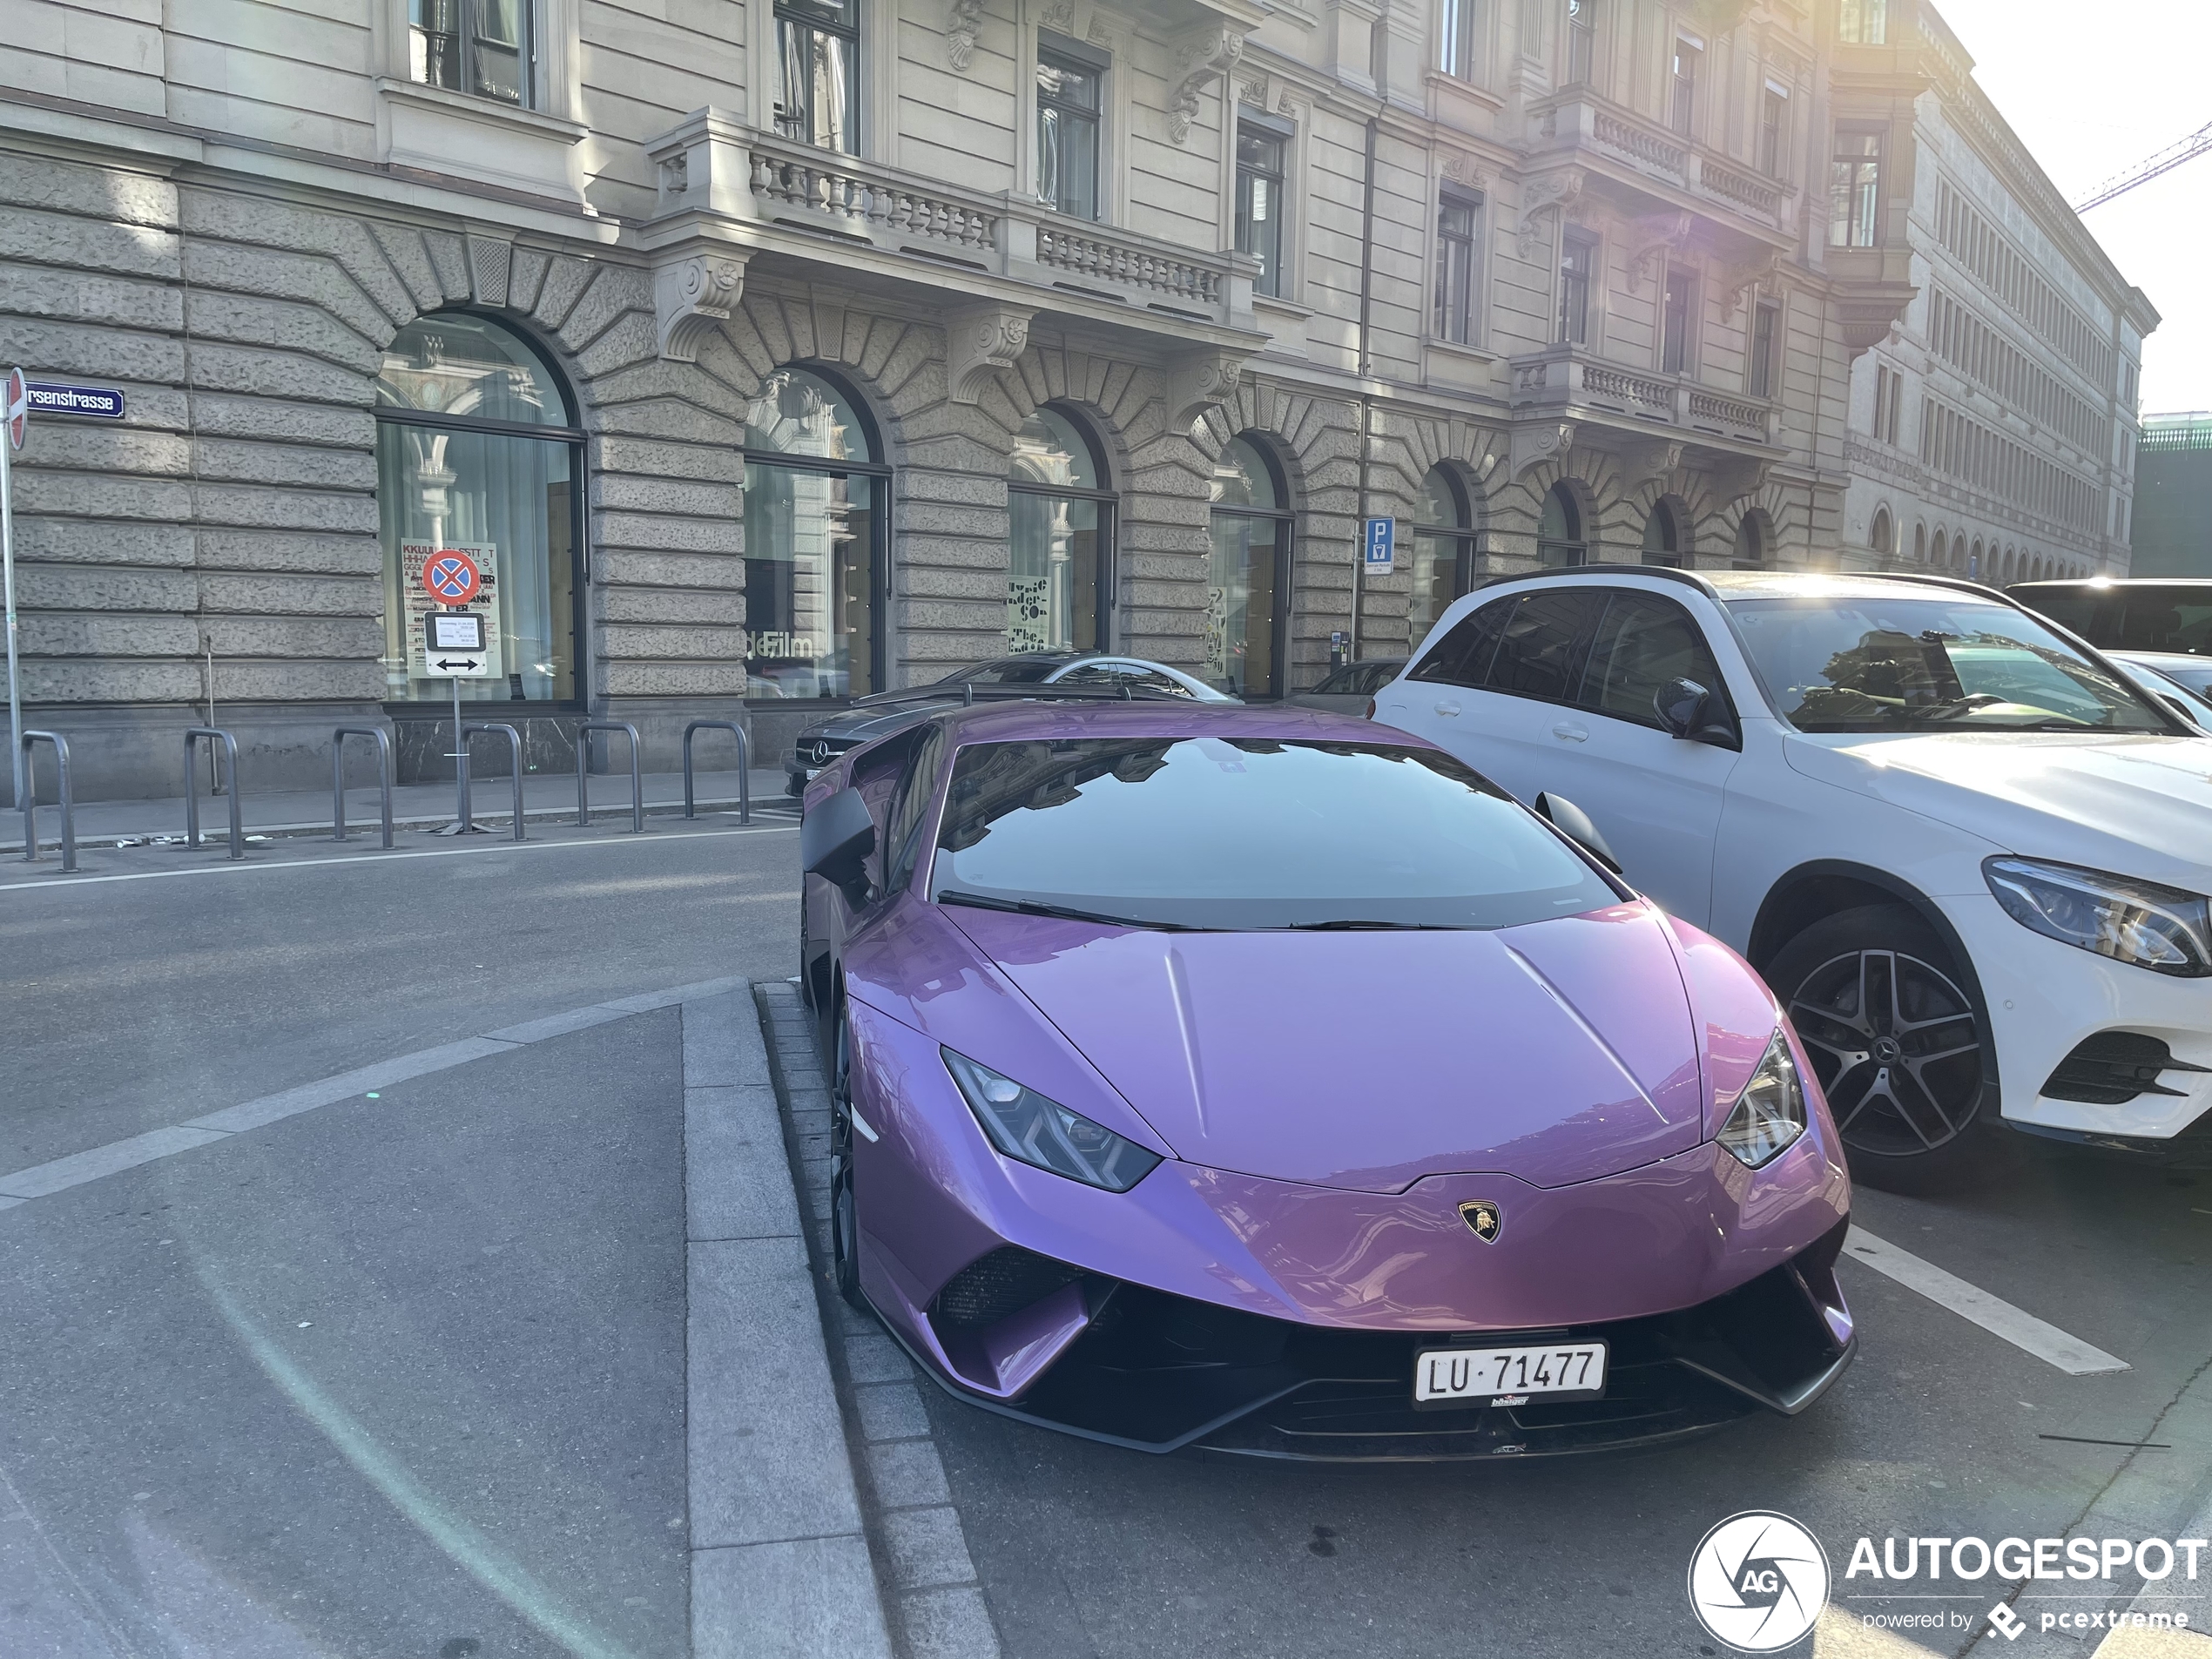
1786, 948, 1984, 1158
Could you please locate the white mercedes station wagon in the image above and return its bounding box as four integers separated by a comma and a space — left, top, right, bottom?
1375, 567, 2212, 1192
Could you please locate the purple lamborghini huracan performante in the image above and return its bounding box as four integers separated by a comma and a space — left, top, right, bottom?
798, 700, 1855, 1460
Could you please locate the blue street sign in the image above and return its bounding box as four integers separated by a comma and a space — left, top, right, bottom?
1364, 516, 1395, 575
25, 381, 125, 421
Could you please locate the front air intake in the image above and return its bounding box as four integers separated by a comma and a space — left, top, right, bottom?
931, 1246, 1084, 1331
2041, 1033, 2209, 1105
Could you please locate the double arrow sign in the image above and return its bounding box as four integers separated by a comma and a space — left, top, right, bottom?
435, 657, 484, 672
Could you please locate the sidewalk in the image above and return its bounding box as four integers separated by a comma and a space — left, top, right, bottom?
4, 765, 796, 852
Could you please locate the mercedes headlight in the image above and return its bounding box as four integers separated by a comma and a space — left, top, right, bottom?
1984, 857, 2212, 977
941, 1049, 1163, 1191
1719, 1030, 1808, 1170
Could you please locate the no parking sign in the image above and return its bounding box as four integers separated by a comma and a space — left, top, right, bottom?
422, 549, 482, 605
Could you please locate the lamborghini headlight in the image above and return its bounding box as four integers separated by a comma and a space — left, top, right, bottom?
1985, 857, 2212, 977
941, 1049, 1162, 1191
1719, 1029, 1808, 1170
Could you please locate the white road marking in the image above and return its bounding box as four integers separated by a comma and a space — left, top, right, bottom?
0, 974, 752, 1208
1844, 1226, 2130, 1377
0, 823, 798, 894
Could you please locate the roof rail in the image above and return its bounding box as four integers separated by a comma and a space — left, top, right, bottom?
851, 680, 1198, 711
1472, 562, 1723, 599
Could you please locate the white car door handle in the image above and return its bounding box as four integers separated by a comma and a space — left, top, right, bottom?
1433, 700, 1461, 717
1551, 720, 1590, 742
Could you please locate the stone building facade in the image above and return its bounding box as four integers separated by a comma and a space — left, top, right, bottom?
3, 0, 1958, 799
1825, 0, 2155, 583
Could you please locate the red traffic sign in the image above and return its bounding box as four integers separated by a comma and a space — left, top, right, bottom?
3, 368, 26, 452
421, 549, 482, 605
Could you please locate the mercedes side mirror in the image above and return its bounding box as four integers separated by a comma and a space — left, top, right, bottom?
801, 786, 877, 907
1655, 677, 1742, 750
1534, 792, 1623, 876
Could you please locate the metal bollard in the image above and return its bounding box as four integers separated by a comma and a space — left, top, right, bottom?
333, 725, 395, 848
682, 720, 751, 824
20, 731, 77, 873
184, 727, 244, 859
461, 724, 525, 842
576, 720, 644, 832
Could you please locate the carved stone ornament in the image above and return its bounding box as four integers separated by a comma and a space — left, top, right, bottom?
1440, 151, 1486, 191
1710, 457, 1771, 503
946, 303, 1035, 404
1723, 251, 1782, 313
947, 0, 983, 70
1169, 30, 1244, 145
1630, 440, 1685, 483
1509, 421, 1576, 478
1041, 1, 1075, 32
466, 233, 514, 309
1170, 350, 1247, 428
652, 251, 746, 362
1514, 169, 1585, 260
1626, 212, 1694, 295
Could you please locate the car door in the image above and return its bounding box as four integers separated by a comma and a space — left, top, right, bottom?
1386, 589, 1609, 803
1525, 589, 1742, 927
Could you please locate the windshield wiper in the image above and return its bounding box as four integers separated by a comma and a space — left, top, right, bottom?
1276, 919, 1472, 931
934, 890, 1205, 931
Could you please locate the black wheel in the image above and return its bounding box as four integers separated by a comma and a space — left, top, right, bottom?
1766, 905, 2000, 1194
826, 999, 866, 1309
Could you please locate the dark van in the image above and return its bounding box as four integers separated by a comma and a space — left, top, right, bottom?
2007, 578, 2212, 658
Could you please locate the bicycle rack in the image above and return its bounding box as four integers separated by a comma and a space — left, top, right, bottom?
682, 720, 751, 824
184, 727, 244, 859
19, 731, 76, 873
332, 725, 395, 848
576, 720, 643, 832
460, 724, 526, 841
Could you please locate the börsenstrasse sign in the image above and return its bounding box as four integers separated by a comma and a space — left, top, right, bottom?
24, 381, 125, 420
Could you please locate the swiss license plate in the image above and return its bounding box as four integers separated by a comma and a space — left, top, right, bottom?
1413, 1340, 1608, 1407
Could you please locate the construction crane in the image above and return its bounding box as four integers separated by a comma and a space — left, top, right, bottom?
2074, 118, 2212, 212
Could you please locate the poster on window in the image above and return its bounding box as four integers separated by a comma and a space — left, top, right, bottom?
401, 540, 504, 685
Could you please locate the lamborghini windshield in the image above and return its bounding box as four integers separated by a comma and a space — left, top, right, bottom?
1726, 597, 2171, 733
929, 737, 1621, 931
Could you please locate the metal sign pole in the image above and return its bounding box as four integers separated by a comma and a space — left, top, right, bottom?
452, 672, 468, 830
2, 401, 22, 813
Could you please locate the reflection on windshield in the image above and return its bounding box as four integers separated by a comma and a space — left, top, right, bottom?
1726, 598, 2169, 733
929, 737, 1622, 931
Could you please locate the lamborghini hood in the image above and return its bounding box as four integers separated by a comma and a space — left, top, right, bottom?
948, 903, 1707, 1192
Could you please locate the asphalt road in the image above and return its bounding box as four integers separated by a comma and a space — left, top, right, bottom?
0, 825, 804, 1658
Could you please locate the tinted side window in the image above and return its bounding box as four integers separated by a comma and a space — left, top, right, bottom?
1487, 590, 1605, 701
883, 726, 946, 894
2113, 591, 2212, 656
1581, 593, 1728, 727
1409, 597, 1510, 686
2013, 589, 2105, 643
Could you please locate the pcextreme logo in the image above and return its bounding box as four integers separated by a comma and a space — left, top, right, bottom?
1687, 1512, 1831, 1653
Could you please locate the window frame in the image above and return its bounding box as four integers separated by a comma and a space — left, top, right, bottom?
1433, 186, 1482, 346
1558, 228, 1596, 346
1208, 434, 1295, 699
1750, 297, 1779, 398
1440, 0, 1486, 80
374, 312, 589, 710
1035, 34, 1106, 221
1235, 111, 1292, 300
1829, 126, 1884, 249
773, 0, 861, 155
1006, 402, 1118, 654
740, 365, 893, 705
1670, 34, 1702, 138
1661, 266, 1693, 374
407, 0, 541, 109
1563, 0, 1595, 86
1758, 84, 1790, 179
1409, 465, 1477, 647
1538, 481, 1588, 568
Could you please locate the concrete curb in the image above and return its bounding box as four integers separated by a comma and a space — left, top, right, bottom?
754, 981, 1004, 1659
682, 988, 895, 1659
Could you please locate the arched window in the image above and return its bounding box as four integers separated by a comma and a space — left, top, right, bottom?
1008, 407, 1114, 653
376, 313, 583, 705
1970, 536, 1985, 577
1733, 512, 1765, 569
1409, 466, 1474, 645
1870, 507, 1892, 559
1208, 435, 1291, 698
743, 366, 888, 699
1538, 482, 1586, 566
1931, 529, 1947, 568
1640, 500, 1681, 568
